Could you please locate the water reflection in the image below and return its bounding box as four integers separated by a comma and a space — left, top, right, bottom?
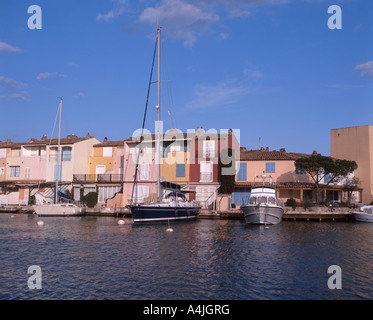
1, 213, 373, 299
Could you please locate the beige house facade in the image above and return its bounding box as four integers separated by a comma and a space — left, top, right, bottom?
331, 125, 373, 204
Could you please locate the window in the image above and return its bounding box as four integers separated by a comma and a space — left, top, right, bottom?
62, 147, 72, 161
268, 197, 276, 204
176, 164, 185, 177
258, 196, 267, 204
324, 173, 330, 184
295, 167, 307, 175
237, 162, 247, 181
96, 165, 106, 175
24, 147, 40, 157
103, 147, 112, 157
249, 197, 256, 205
49, 147, 59, 161
0, 149, 6, 158
265, 162, 275, 173
200, 161, 213, 182
25, 167, 31, 179
203, 140, 215, 158
0, 167, 4, 175
10, 166, 20, 177
140, 163, 149, 180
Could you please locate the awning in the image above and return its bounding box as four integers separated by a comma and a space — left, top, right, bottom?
58, 191, 74, 201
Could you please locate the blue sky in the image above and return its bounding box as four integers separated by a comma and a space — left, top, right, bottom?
1, 0, 372, 156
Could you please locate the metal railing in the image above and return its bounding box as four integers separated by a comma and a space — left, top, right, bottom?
73, 174, 123, 182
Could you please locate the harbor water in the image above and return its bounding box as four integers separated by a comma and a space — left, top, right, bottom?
1, 213, 373, 300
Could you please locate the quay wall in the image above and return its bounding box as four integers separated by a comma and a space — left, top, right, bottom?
1, 205, 355, 222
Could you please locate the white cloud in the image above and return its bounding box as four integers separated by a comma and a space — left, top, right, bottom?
0, 76, 27, 89
139, 0, 219, 46
0, 91, 30, 101
353, 61, 373, 78
36, 72, 57, 81
36, 72, 68, 81
219, 32, 229, 39
0, 41, 21, 53
97, 0, 127, 22
67, 61, 79, 67
136, 0, 289, 45
188, 81, 247, 109
74, 92, 85, 99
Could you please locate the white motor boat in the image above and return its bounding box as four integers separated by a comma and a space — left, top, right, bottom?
241, 174, 284, 225
352, 206, 373, 222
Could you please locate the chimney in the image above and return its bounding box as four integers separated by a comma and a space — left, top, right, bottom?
41, 134, 47, 141
280, 148, 286, 153
6, 139, 12, 144
312, 150, 318, 155
86, 132, 91, 138
104, 137, 108, 143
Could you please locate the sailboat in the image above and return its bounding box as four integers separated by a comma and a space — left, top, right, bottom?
129, 27, 200, 223
33, 98, 86, 217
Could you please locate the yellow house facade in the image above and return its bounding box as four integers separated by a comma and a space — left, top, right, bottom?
160, 150, 190, 185
74, 138, 125, 205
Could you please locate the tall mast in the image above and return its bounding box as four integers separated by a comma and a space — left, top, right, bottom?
55, 97, 62, 204
156, 27, 161, 202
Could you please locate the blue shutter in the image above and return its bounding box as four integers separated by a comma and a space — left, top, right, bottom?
63, 147, 72, 161
54, 164, 61, 181
266, 162, 275, 173
176, 164, 185, 177
237, 162, 247, 181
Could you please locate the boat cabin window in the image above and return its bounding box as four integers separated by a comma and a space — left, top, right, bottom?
165, 192, 187, 201
268, 197, 276, 204
249, 197, 256, 205
258, 196, 267, 204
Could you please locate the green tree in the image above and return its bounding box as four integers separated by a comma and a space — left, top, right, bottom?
343, 176, 360, 206
81, 191, 98, 208
294, 154, 357, 203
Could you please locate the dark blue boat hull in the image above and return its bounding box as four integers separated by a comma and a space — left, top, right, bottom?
130, 205, 200, 223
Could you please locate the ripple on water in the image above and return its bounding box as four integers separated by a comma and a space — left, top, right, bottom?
1, 214, 373, 299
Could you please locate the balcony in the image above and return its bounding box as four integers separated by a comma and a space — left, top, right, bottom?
73, 174, 123, 183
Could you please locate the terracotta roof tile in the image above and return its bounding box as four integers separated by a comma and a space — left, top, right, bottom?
239, 148, 311, 161
0, 135, 95, 149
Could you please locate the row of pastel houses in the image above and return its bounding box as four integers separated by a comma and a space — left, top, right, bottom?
0, 125, 369, 209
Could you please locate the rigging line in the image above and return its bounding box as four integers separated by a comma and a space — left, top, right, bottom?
131, 35, 158, 203
36, 101, 61, 191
